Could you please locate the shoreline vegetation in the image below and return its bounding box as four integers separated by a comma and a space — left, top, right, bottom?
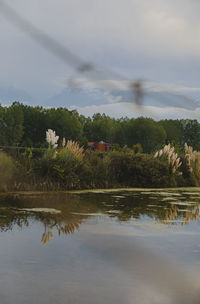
1, 187, 200, 197
1, 103, 200, 192
0, 130, 200, 192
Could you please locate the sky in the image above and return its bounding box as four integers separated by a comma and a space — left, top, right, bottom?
0, 0, 200, 119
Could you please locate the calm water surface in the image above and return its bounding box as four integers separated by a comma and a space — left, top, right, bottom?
1, 189, 200, 304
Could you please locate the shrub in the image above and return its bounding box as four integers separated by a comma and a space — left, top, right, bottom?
0, 152, 15, 191
131, 154, 175, 187
181, 143, 200, 186
105, 151, 135, 186
65, 140, 84, 162
106, 151, 174, 187
154, 144, 182, 175
34, 140, 84, 189
133, 143, 143, 154
83, 151, 107, 188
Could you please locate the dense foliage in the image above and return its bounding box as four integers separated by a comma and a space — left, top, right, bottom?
0, 140, 200, 191
1, 102, 200, 191
0, 152, 14, 191
1, 102, 200, 153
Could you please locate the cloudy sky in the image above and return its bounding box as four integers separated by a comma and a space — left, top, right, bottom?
0, 0, 200, 119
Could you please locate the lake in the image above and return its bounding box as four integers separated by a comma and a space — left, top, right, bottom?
0, 189, 200, 304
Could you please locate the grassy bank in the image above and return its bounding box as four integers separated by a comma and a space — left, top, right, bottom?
0, 142, 200, 192
1, 187, 200, 198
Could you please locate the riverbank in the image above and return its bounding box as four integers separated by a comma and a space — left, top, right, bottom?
0, 143, 200, 191
1, 186, 200, 197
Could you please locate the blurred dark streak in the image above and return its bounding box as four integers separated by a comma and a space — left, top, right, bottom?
0, 0, 152, 108
0, 1, 126, 93
0, 0, 83, 69
146, 82, 200, 110
0, 0, 199, 113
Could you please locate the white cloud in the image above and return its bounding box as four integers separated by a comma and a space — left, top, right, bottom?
70, 102, 200, 121
0, 0, 200, 104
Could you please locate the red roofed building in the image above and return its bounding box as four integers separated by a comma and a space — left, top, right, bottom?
88, 141, 113, 152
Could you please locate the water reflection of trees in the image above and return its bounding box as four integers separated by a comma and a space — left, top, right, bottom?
80, 192, 200, 227
0, 193, 89, 245
0, 206, 84, 245
41, 222, 81, 245
161, 202, 200, 226
41, 220, 82, 245
0, 192, 200, 245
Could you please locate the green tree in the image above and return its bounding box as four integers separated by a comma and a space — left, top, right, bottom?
3, 102, 24, 146
46, 108, 84, 143
126, 117, 166, 153
182, 119, 200, 150
158, 119, 183, 147
21, 105, 47, 147
84, 113, 117, 143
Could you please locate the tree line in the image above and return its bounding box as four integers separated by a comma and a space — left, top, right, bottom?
0, 102, 200, 153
